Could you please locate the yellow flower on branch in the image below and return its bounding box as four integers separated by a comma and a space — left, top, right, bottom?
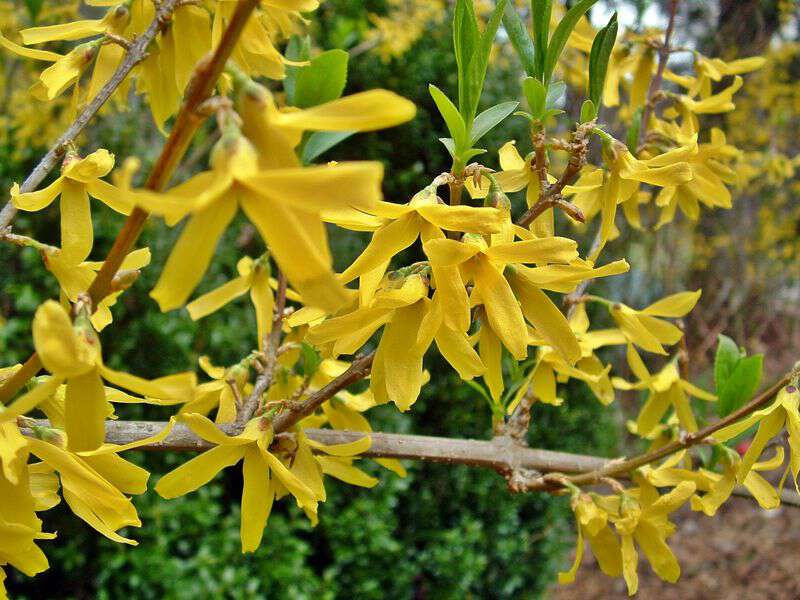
12, 149, 132, 265
613, 345, 715, 436
155, 412, 369, 552
13, 301, 196, 452
606, 290, 701, 355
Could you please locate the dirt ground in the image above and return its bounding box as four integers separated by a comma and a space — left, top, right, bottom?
550, 497, 800, 599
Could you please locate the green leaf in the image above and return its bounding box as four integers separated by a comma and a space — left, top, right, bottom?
626, 107, 643, 152
523, 77, 547, 119
718, 355, 763, 417
464, 0, 508, 124
470, 101, 519, 145
283, 35, 310, 106
502, 3, 536, 76
429, 84, 468, 150
714, 334, 742, 393
292, 49, 348, 109
588, 12, 618, 110
439, 137, 456, 158
302, 131, 355, 164
299, 342, 322, 378
453, 0, 480, 116
543, 0, 600, 85
465, 380, 503, 418
580, 99, 596, 122
532, 0, 553, 79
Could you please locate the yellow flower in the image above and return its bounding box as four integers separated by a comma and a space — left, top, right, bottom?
21, 301, 195, 451
591, 141, 695, 260
0, 32, 98, 101
713, 384, 800, 491
43, 247, 150, 331
11, 149, 132, 265
307, 273, 436, 411
611, 479, 696, 595
181, 356, 252, 424
559, 492, 623, 585
613, 344, 715, 436
608, 290, 701, 355
133, 128, 383, 314
187, 255, 289, 351
339, 185, 507, 285
155, 412, 369, 552
466, 140, 557, 235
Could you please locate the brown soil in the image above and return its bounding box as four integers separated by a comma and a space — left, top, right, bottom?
550, 498, 800, 599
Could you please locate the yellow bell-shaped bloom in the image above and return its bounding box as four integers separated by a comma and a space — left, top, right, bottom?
12, 149, 132, 265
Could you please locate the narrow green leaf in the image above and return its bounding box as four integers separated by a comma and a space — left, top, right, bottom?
502, 3, 536, 76
543, 0, 600, 85
532, 0, 553, 79
718, 355, 763, 417
588, 12, 618, 109
464, 0, 508, 124
292, 49, 348, 109
714, 334, 742, 394
626, 108, 643, 152
580, 99, 596, 122
302, 131, 355, 164
439, 137, 456, 158
470, 101, 519, 145
454, 0, 480, 116
429, 84, 468, 150
299, 342, 322, 378
523, 77, 547, 119
465, 380, 503, 417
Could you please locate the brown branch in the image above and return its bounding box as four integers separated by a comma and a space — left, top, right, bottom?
18, 418, 800, 507
0, 0, 261, 405
529, 373, 792, 491
237, 270, 287, 426
0, 0, 182, 231
271, 351, 376, 433
638, 0, 680, 147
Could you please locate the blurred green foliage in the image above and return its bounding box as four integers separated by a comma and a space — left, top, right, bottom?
1, 2, 618, 597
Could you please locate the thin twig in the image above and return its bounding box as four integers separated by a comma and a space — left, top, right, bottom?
271, 351, 376, 433
0, 0, 182, 231
237, 270, 288, 426
638, 0, 680, 147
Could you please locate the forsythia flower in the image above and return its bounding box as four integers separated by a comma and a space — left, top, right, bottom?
713, 384, 800, 491
607, 290, 701, 355
307, 273, 436, 411
155, 413, 369, 552
11, 149, 132, 265
613, 345, 715, 435
17, 301, 195, 451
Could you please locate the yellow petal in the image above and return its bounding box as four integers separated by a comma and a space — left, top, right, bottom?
0, 32, 61, 61
150, 197, 238, 311
508, 272, 580, 364
239, 162, 383, 213
33, 300, 98, 377
415, 204, 506, 234
155, 445, 246, 498
273, 90, 415, 131
305, 435, 371, 457
59, 181, 93, 265
473, 258, 527, 359
0, 377, 62, 423
485, 237, 578, 265
316, 456, 379, 487
11, 178, 63, 211
187, 274, 252, 320
435, 326, 485, 380
20, 19, 105, 44
641, 290, 701, 318
423, 238, 482, 267
99, 365, 195, 403
241, 197, 348, 313
240, 447, 273, 553
340, 214, 420, 283
65, 369, 108, 452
